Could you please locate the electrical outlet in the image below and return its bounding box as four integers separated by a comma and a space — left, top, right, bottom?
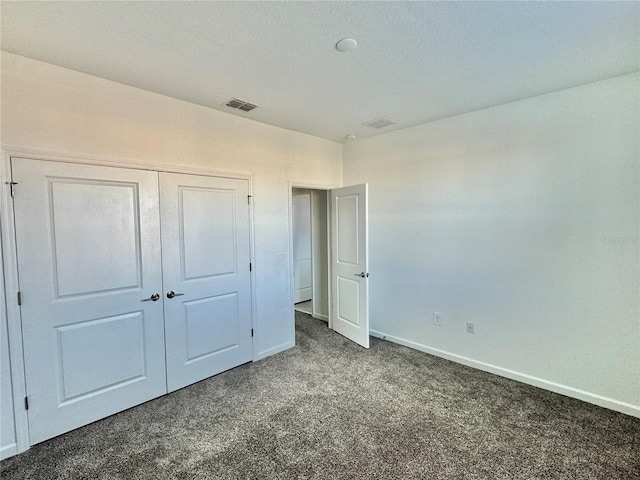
466, 322, 475, 334
433, 312, 442, 326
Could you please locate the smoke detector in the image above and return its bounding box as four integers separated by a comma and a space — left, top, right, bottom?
336, 38, 358, 52
224, 98, 259, 112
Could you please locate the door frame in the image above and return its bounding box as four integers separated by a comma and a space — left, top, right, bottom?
287, 181, 339, 340
0, 154, 29, 457
0, 147, 257, 455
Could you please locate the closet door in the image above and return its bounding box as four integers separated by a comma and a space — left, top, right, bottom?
12, 159, 167, 444
160, 173, 253, 392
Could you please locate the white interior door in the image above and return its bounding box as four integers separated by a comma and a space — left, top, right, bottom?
330, 184, 369, 348
160, 173, 253, 392
12, 159, 167, 444
292, 193, 312, 304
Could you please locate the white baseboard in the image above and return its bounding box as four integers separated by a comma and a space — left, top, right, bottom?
255, 341, 294, 361
0, 442, 18, 460
312, 313, 328, 322
370, 329, 640, 419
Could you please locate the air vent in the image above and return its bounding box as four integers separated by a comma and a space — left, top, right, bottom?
362, 117, 397, 129
225, 98, 259, 112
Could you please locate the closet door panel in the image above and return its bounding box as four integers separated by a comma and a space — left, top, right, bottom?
12, 159, 166, 444
160, 173, 252, 392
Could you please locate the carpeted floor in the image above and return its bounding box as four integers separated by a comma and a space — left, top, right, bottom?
2, 312, 639, 479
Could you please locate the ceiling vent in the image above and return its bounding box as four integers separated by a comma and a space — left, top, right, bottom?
362, 117, 397, 129
225, 98, 259, 112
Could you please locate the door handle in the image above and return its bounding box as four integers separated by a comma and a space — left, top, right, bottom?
142, 293, 160, 302
354, 272, 369, 278
166, 291, 185, 299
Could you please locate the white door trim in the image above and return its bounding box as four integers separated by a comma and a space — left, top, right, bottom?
0, 153, 30, 455
1, 145, 252, 181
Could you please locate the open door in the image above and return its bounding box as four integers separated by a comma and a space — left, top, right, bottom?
330, 184, 369, 348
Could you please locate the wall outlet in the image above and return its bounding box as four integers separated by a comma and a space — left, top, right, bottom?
433, 312, 442, 326
466, 322, 475, 334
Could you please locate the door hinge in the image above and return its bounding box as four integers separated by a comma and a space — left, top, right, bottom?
24, 396, 29, 410
249, 262, 252, 272
17, 291, 22, 306
251, 328, 254, 337
5, 181, 18, 198
247, 195, 252, 204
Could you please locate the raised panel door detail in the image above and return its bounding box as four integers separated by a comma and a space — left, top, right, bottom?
337, 276, 359, 326
56, 312, 147, 403
184, 293, 239, 363
336, 194, 359, 265
181, 188, 236, 280
49, 179, 142, 297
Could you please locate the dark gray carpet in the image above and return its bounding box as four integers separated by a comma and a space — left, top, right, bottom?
2, 312, 639, 479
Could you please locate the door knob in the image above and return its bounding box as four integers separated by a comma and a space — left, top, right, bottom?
353, 272, 369, 278
142, 293, 160, 302
166, 291, 185, 299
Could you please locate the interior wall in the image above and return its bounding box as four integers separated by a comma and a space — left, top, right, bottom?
343, 73, 640, 416
0, 53, 343, 360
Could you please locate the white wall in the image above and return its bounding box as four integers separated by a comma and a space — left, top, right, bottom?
0, 53, 342, 361
343, 73, 640, 416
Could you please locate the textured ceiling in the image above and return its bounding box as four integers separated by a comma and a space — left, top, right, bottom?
1, 1, 638, 143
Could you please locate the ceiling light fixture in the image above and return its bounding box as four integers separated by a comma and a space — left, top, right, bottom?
345, 134, 357, 140
336, 38, 358, 52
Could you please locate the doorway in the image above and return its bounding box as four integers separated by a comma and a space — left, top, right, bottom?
291, 188, 329, 322
290, 183, 370, 349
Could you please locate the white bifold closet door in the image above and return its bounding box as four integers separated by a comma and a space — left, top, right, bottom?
160, 173, 252, 392
12, 159, 252, 444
